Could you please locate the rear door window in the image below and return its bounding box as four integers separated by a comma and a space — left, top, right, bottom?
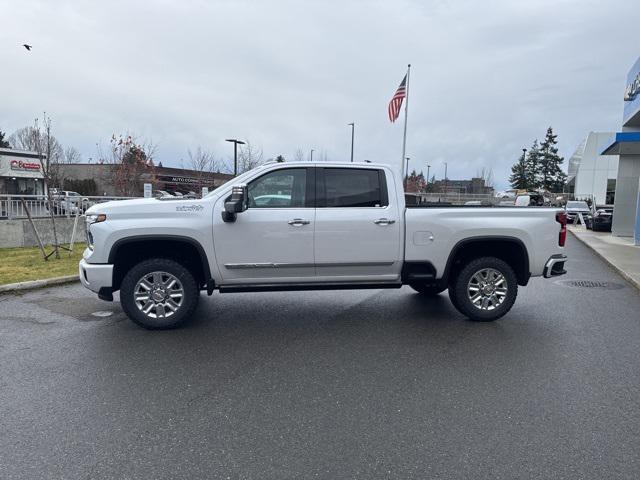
320, 168, 388, 207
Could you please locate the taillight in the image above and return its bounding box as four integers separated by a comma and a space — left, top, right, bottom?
556, 211, 567, 246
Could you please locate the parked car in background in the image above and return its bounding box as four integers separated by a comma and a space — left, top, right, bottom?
253, 194, 292, 207
565, 200, 592, 225
515, 192, 546, 207
154, 190, 174, 198
592, 206, 614, 232
50, 190, 90, 215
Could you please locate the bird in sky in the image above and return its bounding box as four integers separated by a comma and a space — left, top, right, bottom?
23, 44, 32, 51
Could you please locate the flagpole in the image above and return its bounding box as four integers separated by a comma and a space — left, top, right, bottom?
400, 64, 411, 188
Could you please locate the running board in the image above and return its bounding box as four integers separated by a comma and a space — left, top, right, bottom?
218, 282, 403, 293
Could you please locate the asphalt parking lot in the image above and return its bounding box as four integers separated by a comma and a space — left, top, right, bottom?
1, 238, 639, 479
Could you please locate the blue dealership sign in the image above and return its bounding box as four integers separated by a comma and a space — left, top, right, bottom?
623, 56, 640, 127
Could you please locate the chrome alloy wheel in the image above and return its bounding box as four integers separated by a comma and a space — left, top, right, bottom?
134, 271, 184, 319
467, 267, 508, 311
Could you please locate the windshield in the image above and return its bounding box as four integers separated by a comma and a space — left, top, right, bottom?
566, 201, 588, 209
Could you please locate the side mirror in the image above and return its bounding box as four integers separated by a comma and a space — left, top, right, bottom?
222, 184, 248, 223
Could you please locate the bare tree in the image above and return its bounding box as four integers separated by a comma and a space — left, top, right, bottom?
236, 140, 264, 174
10, 123, 67, 189
64, 146, 82, 163
9, 125, 61, 155
476, 167, 494, 188
22, 115, 64, 259
294, 148, 305, 162
188, 147, 219, 194
99, 134, 157, 197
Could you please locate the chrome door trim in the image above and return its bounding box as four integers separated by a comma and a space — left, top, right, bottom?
225, 261, 395, 270
225, 262, 314, 269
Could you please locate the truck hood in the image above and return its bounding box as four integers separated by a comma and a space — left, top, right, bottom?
86, 197, 208, 218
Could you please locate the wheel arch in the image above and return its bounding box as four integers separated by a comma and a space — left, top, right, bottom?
442, 236, 531, 286
108, 235, 212, 292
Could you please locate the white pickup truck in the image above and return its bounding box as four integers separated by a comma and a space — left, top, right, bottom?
79, 162, 568, 329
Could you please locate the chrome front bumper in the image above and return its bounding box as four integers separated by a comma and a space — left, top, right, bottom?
79, 258, 113, 293
543, 254, 567, 278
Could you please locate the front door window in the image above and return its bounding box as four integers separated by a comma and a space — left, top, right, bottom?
248, 168, 307, 208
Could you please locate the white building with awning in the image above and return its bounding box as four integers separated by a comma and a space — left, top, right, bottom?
0, 148, 45, 195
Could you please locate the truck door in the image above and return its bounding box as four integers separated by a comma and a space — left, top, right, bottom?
212, 167, 316, 284
313, 167, 402, 281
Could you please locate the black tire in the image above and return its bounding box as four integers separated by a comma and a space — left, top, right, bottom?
409, 283, 446, 296
448, 257, 518, 322
120, 258, 200, 330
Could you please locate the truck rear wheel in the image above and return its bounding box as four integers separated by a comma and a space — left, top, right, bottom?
409, 283, 446, 296
120, 258, 200, 330
448, 257, 517, 322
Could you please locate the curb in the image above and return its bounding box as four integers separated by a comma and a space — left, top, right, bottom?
569, 230, 640, 291
0, 275, 79, 294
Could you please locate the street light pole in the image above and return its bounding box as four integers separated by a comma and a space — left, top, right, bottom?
348, 123, 355, 162
522, 148, 527, 191
444, 162, 448, 194
404, 157, 410, 190
225, 139, 246, 177
426, 164, 431, 185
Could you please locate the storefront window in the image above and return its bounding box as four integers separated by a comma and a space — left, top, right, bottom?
6, 178, 44, 195
606, 179, 616, 205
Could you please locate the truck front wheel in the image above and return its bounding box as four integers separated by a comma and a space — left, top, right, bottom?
449, 257, 518, 322
120, 258, 200, 330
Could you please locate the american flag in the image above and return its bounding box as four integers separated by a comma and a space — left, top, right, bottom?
388, 74, 407, 123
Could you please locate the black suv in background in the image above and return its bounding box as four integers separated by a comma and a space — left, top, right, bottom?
591, 206, 614, 232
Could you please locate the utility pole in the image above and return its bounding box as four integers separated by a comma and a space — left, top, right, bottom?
225, 139, 246, 176
348, 123, 355, 162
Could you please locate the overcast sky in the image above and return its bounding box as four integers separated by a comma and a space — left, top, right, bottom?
1, 0, 639, 188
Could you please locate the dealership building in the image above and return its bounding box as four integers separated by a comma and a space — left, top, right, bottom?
601, 56, 640, 242
0, 148, 45, 195
566, 132, 618, 205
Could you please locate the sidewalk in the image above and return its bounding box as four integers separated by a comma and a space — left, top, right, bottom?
568, 225, 640, 290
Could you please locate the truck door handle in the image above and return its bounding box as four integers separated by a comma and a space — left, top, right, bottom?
374, 218, 395, 225
288, 218, 310, 226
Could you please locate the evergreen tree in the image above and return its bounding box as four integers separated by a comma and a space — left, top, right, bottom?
538, 127, 566, 192
525, 140, 541, 190
509, 150, 528, 190
0, 130, 10, 148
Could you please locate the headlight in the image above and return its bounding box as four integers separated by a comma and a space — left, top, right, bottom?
85, 214, 106, 249
86, 213, 107, 224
